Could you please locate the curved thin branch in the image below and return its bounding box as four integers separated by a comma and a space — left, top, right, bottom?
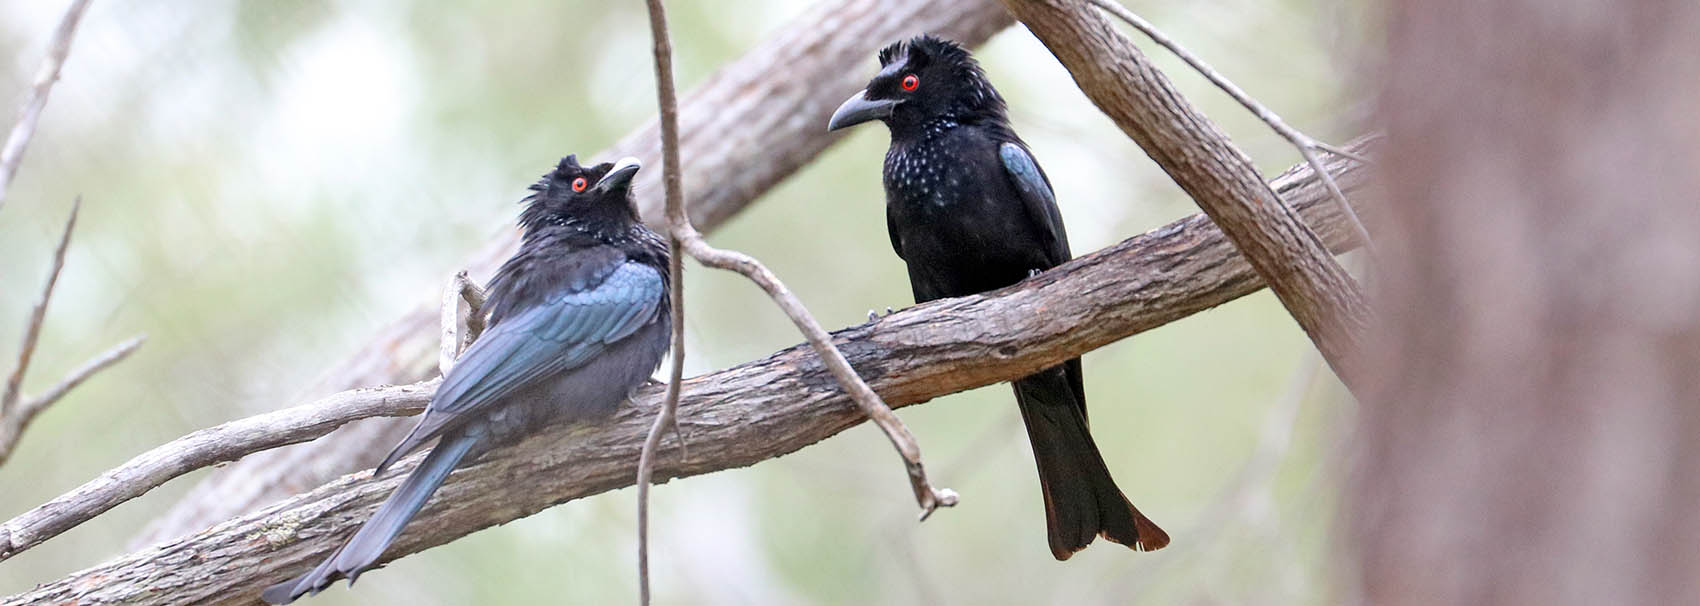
0, 138, 1373, 604
1, 201, 77, 415
636, 0, 690, 603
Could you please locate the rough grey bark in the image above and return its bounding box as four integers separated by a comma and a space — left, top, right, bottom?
1001, 0, 1371, 389
134, 0, 1014, 547
1353, 1, 1700, 605
6, 140, 1373, 606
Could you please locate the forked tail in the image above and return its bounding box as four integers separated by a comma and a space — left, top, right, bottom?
1013, 365, 1168, 560
261, 432, 479, 604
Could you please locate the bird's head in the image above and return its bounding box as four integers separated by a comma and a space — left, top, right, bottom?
827, 34, 1006, 133
519, 154, 644, 236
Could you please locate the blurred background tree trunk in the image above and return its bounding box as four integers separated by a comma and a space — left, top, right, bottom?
1354, 1, 1700, 604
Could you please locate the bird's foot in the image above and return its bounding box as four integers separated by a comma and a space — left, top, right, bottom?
670, 417, 691, 463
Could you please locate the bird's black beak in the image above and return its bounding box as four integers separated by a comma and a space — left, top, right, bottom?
597, 157, 642, 194
827, 90, 898, 131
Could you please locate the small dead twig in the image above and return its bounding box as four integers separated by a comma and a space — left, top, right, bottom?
1083, 0, 1376, 257
437, 271, 486, 375
0, 199, 144, 467
0, 0, 93, 210
633, 0, 954, 602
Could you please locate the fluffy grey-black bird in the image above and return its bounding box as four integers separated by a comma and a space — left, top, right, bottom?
262, 155, 670, 603
828, 34, 1168, 559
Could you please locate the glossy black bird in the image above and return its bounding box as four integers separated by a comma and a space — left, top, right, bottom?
827, 35, 1168, 559
261, 155, 670, 603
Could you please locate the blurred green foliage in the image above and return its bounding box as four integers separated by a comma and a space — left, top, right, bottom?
0, 1, 1365, 603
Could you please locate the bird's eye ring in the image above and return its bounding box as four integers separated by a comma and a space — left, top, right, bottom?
901, 74, 919, 91
571, 177, 588, 192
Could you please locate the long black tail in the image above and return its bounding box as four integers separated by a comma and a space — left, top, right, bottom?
261, 432, 479, 604
1012, 360, 1168, 560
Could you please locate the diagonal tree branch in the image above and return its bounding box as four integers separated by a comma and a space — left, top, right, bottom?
132, 0, 1014, 547
0, 0, 93, 210
1082, 0, 1376, 258
1002, 0, 1373, 391
1, 137, 1373, 602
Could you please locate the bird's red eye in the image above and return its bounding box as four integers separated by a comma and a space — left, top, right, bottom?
571, 177, 588, 192
901, 74, 919, 91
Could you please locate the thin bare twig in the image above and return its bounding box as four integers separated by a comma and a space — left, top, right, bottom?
0, 0, 93, 209
1083, 0, 1376, 257
1, 201, 78, 414
0, 199, 143, 467
437, 271, 485, 375
635, 0, 687, 603
19, 335, 144, 427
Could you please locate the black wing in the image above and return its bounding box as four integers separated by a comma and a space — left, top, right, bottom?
1001, 142, 1086, 413
999, 142, 1072, 266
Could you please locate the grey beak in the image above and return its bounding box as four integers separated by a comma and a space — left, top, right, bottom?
597, 156, 642, 193
827, 91, 899, 131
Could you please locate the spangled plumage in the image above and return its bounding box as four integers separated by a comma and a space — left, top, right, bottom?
829, 34, 1168, 559
262, 155, 669, 603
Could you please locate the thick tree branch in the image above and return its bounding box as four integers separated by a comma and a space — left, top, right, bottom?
2, 138, 1373, 604
134, 0, 1014, 546
1002, 0, 1372, 390
0, 0, 92, 209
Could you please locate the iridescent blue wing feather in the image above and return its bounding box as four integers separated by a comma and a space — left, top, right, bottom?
999, 142, 1072, 264
377, 261, 664, 471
